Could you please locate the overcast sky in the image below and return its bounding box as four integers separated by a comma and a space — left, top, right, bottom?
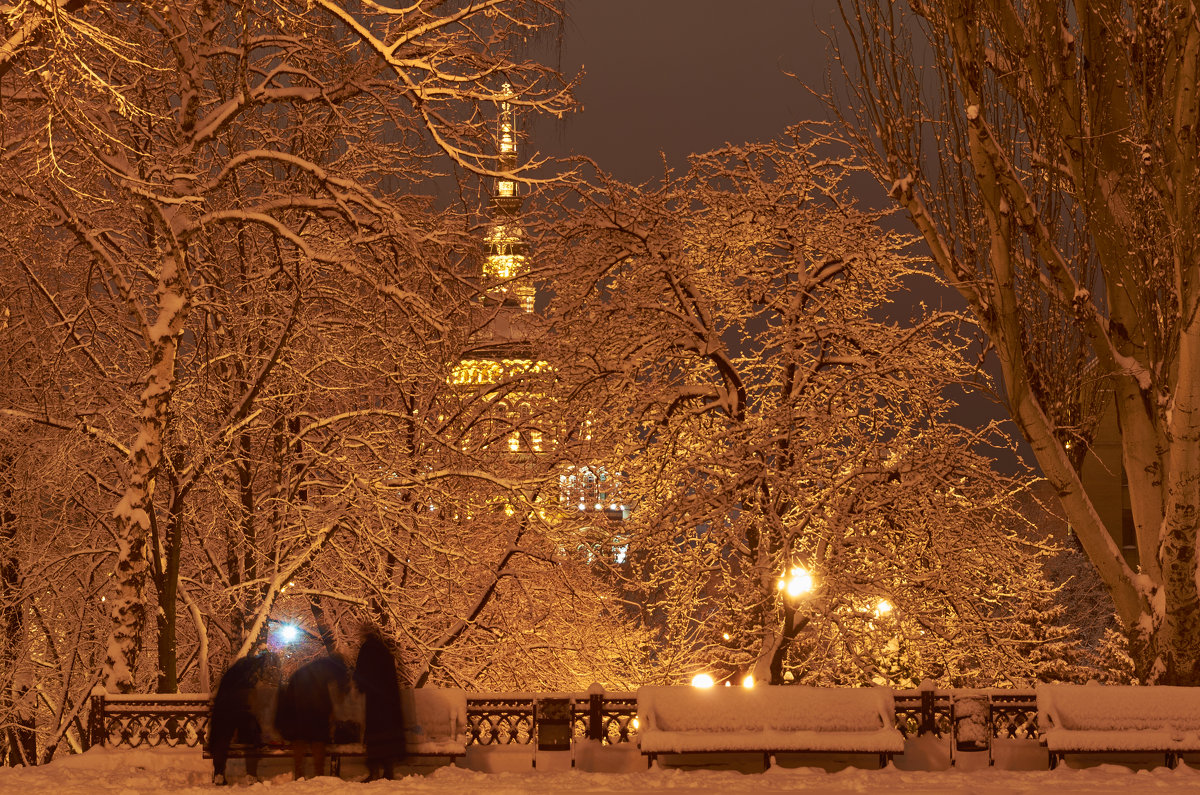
534, 0, 844, 184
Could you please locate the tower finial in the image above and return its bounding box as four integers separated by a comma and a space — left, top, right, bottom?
497, 82, 517, 198
484, 83, 534, 313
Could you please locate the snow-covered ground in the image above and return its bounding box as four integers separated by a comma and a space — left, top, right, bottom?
6, 745, 1200, 794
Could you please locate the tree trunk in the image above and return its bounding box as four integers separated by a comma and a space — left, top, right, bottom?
104, 252, 189, 694
155, 535, 180, 692
753, 601, 810, 685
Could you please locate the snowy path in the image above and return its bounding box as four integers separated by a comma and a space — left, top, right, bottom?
6, 748, 1200, 794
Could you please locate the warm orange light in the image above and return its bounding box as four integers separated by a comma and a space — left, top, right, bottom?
779, 566, 814, 599
449, 358, 550, 386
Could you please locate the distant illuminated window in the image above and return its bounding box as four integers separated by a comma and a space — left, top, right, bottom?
519, 290, 535, 314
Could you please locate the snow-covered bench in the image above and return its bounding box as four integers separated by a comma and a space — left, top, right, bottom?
1038, 683, 1200, 769
212, 687, 468, 776
636, 685, 904, 768
396, 686, 470, 759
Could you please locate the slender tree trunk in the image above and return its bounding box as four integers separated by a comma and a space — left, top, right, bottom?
155, 511, 183, 692
104, 252, 189, 694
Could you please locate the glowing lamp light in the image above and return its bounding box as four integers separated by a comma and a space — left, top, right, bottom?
742, 674, 755, 688
779, 566, 814, 599
277, 624, 301, 644
691, 673, 715, 688
875, 599, 893, 616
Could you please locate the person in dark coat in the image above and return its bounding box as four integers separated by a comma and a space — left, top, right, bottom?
273, 654, 350, 779
353, 630, 406, 780
208, 651, 279, 785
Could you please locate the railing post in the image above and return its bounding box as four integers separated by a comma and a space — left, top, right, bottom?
588, 690, 603, 741
920, 688, 936, 736
88, 690, 105, 748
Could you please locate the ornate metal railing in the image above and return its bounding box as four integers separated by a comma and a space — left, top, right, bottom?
88, 692, 211, 749
990, 691, 1038, 739
466, 694, 534, 745
464, 691, 639, 747
90, 687, 1034, 751
582, 692, 638, 746
893, 689, 952, 738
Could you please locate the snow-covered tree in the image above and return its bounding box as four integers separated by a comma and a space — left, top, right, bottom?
835, 0, 1200, 683
0, 0, 574, 696
538, 131, 1085, 687
0, 0, 657, 717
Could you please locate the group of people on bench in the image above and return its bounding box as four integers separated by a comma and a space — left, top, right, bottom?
208, 627, 405, 784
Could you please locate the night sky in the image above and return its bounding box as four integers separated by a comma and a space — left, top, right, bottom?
536, 0, 842, 185
533, 2, 1027, 471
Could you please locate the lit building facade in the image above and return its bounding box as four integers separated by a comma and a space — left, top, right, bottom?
449, 85, 546, 455
449, 85, 627, 527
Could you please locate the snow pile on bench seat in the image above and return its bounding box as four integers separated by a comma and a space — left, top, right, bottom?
636, 686, 903, 754
1038, 684, 1200, 752
403, 687, 468, 755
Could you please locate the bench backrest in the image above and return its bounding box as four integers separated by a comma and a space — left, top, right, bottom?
1037, 684, 1200, 732
637, 686, 895, 733
402, 687, 467, 743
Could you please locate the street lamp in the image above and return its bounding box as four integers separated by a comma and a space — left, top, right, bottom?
277, 623, 301, 644
770, 564, 816, 685
778, 566, 814, 600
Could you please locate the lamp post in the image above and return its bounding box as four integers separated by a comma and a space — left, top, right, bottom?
768, 565, 815, 685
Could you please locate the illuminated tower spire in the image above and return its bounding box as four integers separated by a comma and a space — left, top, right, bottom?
483, 84, 535, 314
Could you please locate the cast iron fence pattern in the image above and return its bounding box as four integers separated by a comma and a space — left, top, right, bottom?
463, 693, 639, 747
893, 689, 951, 738
585, 693, 638, 746
89, 688, 1033, 751
990, 692, 1038, 739
466, 695, 534, 745
88, 693, 210, 749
